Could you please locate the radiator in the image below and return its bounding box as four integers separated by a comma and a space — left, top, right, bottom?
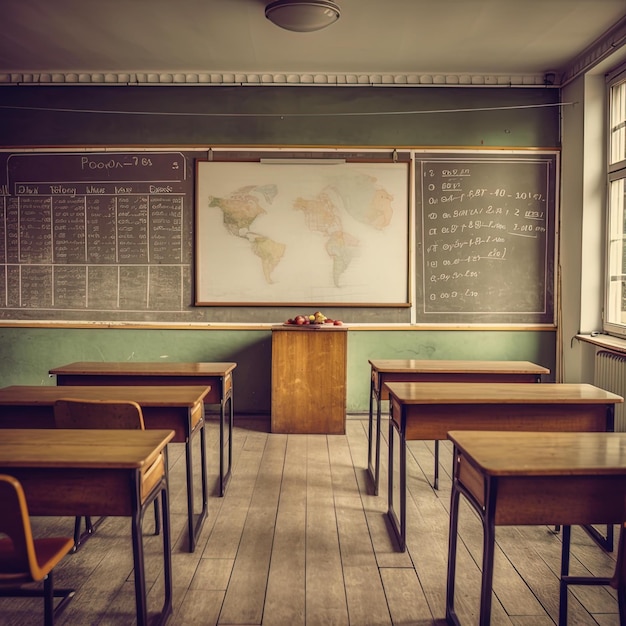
594, 350, 626, 432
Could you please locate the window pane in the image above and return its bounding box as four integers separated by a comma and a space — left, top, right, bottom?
606, 178, 626, 326
611, 81, 626, 165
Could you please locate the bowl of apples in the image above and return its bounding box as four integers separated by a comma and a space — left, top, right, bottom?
284, 311, 343, 328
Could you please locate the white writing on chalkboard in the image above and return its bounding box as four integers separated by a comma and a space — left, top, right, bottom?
417, 156, 555, 323
0, 152, 190, 315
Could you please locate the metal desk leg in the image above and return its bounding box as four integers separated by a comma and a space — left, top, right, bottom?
554, 522, 614, 552
445, 476, 462, 626
560, 523, 622, 625
367, 377, 382, 496
367, 376, 375, 490
478, 498, 497, 626
583, 523, 614, 552
446, 454, 496, 626
158, 483, 173, 626
131, 477, 148, 626
559, 524, 572, 626
72, 514, 106, 552
374, 397, 382, 496
433, 440, 439, 490
185, 412, 208, 553
387, 410, 407, 552
161, 487, 172, 624
131, 457, 172, 626
219, 381, 233, 497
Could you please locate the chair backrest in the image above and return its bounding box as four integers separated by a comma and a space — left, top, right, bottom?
0, 474, 46, 581
53, 399, 145, 430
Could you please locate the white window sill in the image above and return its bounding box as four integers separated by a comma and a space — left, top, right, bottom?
576, 333, 626, 355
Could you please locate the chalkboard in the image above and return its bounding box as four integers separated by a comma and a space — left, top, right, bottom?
415, 152, 557, 324
0, 150, 209, 322
0, 148, 557, 325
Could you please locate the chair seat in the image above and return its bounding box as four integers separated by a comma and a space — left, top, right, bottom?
0, 537, 75, 583
0, 539, 26, 577
0, 474, 76, 624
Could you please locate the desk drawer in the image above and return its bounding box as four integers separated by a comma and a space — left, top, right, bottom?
202, 374, 232, 405
141, 452, 166, 504
142, 406, 198, 442
5, 467, 161, 517
456, 454, 626, 526
456, 453, 486, 508
190, 401, 204, 432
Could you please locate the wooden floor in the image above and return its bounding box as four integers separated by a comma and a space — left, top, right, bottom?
1, 415, 622, 625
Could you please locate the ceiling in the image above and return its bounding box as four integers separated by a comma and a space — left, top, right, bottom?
2, 0, 626, 86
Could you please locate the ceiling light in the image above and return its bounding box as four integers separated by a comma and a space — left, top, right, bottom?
265, 0, 341, 33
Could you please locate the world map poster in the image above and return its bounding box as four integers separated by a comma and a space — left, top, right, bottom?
195, 161, 410, 305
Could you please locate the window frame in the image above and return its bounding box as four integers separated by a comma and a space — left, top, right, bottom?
604, 64, 626, 338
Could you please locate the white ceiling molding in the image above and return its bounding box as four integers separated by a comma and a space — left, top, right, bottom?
0, 72, 551, 87
561, 15, 626, 86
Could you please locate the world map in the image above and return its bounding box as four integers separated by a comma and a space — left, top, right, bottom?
196, 162, 408, 304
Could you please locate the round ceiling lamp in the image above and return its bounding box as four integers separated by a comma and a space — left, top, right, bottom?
265, 0, 341, 32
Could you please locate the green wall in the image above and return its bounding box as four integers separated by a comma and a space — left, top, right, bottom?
0, 328, 271, 413
0, 85, 559, 147
0, 327, 556, 414
347, 330, 556, 410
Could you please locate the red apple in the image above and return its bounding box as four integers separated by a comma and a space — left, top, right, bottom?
333, 320, 343, 325
294, 315, 306, 325
324, 318, 334, 324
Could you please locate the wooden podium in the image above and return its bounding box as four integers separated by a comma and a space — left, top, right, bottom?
271, 325, 348, 434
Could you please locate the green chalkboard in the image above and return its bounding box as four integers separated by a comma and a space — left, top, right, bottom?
415, 152, 557, 324
0, 149, 206, 322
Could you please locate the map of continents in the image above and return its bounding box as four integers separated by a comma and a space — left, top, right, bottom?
208, 173, 394, 288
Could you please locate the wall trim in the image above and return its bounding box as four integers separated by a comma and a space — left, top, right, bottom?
0, 72, 551, 87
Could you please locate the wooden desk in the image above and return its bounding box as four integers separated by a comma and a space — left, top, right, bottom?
49, 361, 236, 496
271, 326, 348, 434
0, 384, 210, 553
0, 428, 174, 626
446, 430, 626, 626
367, 359, 549, 494
386, 382, 623, 551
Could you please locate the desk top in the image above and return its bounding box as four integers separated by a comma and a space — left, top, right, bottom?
49, 361, 237, 377
448, 430, 626, 476
0, 385, 211, 407
0, 428, 174, 468
369, 359, 549, 375
385, 382, 623, 405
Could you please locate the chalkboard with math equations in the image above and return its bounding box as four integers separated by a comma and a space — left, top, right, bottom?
415, 152, 557, 324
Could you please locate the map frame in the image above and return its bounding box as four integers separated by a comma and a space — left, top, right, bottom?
195, 160, 411, 306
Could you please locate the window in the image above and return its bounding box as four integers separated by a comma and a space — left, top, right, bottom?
605, 66, 626, 337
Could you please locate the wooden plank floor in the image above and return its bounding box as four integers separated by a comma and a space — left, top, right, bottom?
0, 416, 622, 625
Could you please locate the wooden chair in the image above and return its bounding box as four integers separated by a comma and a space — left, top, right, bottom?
52, 399, 161, 551
0, 474, 75, 625
560, 523, 626, 625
